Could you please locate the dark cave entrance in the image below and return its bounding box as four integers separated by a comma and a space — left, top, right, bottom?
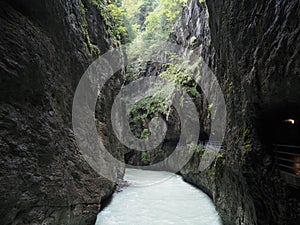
199, 131, 209, 143
260, 104, 300, 145
259, 104, 300, 186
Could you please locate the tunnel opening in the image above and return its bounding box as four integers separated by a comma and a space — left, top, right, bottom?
199, 131, 209, 147
259, 103, 300, 187
260, 104, 300, 145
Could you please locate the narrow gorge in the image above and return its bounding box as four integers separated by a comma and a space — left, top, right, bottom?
1, 0, 299, 225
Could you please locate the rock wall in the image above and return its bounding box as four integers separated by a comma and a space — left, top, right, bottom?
123, 0, 214, 169
0, 0, 124, 224
172, 0, 300, 224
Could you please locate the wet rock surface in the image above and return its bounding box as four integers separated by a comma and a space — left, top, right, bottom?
173, 0, 300, 224
0, 0, 124, 224
1, 0, 300, 224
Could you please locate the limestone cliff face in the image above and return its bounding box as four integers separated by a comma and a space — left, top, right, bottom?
173, 0, 300, 225
0, 0, 124, 224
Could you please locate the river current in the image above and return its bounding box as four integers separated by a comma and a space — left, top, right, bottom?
96, 168, 222, 225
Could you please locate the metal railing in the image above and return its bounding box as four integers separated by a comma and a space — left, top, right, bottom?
273, 144, 300, 187
199, 141, 224, 153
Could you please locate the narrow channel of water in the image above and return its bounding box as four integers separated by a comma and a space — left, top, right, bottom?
96, 169, 222, 225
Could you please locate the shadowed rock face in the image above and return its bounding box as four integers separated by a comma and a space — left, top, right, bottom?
1, 0, 299, 224
0, 0, 124, 224
173, 0, 300, 224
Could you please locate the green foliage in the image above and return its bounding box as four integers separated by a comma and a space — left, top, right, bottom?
107, 4, 127, 37
124, 68, 138, 83
123, 1, 194, 151
92, 0, 130, 43
124, 0, 158, 33
129, 82, 175, 138
194, 145, 204, 153
124, 61, 146, 84
141, 151, 150, 163
141, 129, 151, 139
125, 0, 186, 60
160, 52, 200, 98
215, 153, 225, 163
129, 95, 165, 138
212, 152, 225, 176
128, 52, 203, 138
207, 103, 214, 119
79, 1, 100, 56
243, 128, 252, 151
142, 0, 185, 40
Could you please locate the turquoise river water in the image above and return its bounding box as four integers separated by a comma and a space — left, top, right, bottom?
96, 168, 222, 225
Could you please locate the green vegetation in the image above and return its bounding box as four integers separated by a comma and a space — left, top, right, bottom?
102, 0, 204, 163
78, 0, 129, 54
159, 52, 201, 98
140, 0, 186, 40
243, 128, 252, 152
91, 0, 186, 47
212, 152, 225, 177
129, 82, 175, 138
194, 145, 205, 153
123, 0, 185, 41
119, 0, 206, 143
91, 0, 129, 44
141, 151, 150, 163
79, 1, 101, 56
123, 0, 158, 34
105, 3, 127, 41
124, 0, 187, 64
214, 153, 225, 167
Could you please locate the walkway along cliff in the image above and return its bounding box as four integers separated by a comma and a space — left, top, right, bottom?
174, 1, 300, 225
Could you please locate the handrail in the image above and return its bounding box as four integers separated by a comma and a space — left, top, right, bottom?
199, 141, 224, 145
280, 171, 300, 179
273, 144, 300, 186
199, 141, 224, 152
273, 144, 300, 149
276, 157, 300, 164
273, 150, 300, 157
276, 163, 300, 171
199, 141, 223, 144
